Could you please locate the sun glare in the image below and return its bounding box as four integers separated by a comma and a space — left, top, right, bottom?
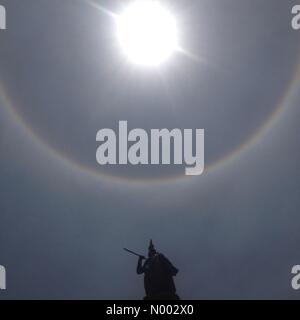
116, 1, 178, 67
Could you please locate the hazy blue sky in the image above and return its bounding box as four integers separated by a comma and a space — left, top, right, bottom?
0, 0, 300, 299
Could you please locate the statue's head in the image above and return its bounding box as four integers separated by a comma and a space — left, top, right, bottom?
148, 239, 157, 258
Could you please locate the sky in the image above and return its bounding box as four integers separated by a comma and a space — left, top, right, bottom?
0, 0, 300, 299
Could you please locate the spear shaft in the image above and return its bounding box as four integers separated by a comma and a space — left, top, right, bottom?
123, 248, 145, 258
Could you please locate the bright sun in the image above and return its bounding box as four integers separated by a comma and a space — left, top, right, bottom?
116, 1, 178, 67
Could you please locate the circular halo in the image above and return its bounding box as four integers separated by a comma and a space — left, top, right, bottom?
1, 2, 300, 185
1, 58, 299, 185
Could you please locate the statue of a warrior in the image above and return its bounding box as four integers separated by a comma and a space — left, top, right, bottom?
136, 240, 180, 300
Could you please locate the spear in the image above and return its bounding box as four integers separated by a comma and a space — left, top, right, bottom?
123, 248, 145, 259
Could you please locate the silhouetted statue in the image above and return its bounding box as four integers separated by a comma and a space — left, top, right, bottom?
136, 240, 180, 300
